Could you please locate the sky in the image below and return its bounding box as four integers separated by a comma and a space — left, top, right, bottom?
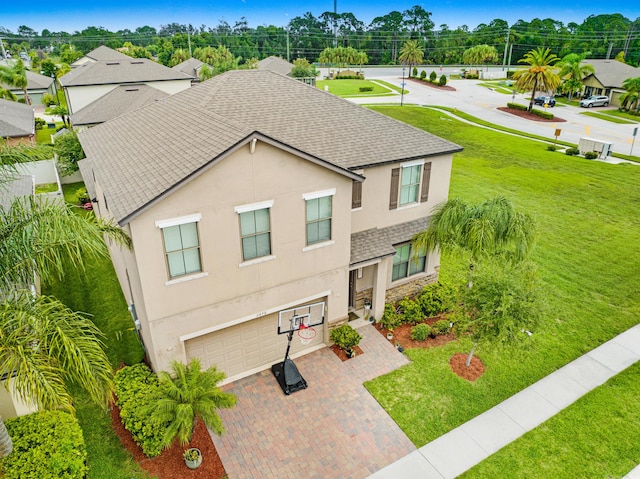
1, 1, 637, 34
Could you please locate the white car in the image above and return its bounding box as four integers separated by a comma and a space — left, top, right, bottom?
580, 95, 609, 108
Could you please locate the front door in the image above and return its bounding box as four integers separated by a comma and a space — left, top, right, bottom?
348, 270, 356, 310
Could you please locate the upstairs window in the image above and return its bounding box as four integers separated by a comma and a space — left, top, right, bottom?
239, 208, 272, 261
389, 162, 432, 210
156, 215, 202, 279
306, 195, 332, 245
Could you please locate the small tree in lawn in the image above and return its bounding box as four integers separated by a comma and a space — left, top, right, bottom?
148, 359, 237, 449
454, 259, 544, 366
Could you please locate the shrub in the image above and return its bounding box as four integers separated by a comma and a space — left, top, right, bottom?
330, 324, 362, 350
412, 66, 418, 77
507, 102, 527, 111
566, 147, 580, 156
398, 297, 424, 324
438, 74, 447, 86
411, 323, 432, 341
531, 108, 554, 120
114, 363, 166, 457
41, 93, 56, 107
358, 86, 373, 92
380, 303, 402, 331
432, 320, 451, 335
429, 71, 437, 83
34, 117, 46, 130
420, 70, 426, 80
465, 73, 479, 79
2, 410, 87, 479
584, 151, 599, 159
335, 73, 363, 80
75, 186, 90, 204
547, 144, 557, 151
418, 280, 458, 317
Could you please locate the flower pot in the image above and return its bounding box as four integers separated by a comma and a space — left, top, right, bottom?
387, 332, 393, 340
184, 448, 202, 469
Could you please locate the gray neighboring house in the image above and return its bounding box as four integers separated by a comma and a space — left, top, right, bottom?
582, 59, 640, 106
70, 84, 167, 128
70, 45, 131, 67
77, 69, 462, 381
171, 58, 205, 82
258, 56, 294, 76
0, 70, 54, 106
0, 99, 34, 145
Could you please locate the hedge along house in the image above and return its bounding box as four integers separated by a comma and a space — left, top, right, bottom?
77, 70, 462, 382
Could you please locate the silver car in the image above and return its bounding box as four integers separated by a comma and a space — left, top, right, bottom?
580, 95, 609, 108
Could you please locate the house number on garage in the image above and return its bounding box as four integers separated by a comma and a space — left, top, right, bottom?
256, 311, 268, 318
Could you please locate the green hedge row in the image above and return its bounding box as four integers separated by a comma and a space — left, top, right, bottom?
507, 102, 527, 111
1, 410, 87, 479
531, 108, 554, 120
114, 363, 166, 457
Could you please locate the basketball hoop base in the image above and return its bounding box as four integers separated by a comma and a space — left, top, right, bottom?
271, 359, 307, 395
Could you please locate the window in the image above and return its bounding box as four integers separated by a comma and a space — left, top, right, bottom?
239, 208, 271, 261
352, 180, 362, 209
392, 243, 426, 281
306, 195, 332, 245
161, 222, 201, 278
389, 162, 432, 210
400, 164, 421, 206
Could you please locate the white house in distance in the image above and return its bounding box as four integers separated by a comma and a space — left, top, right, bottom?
77, 70, 462, 383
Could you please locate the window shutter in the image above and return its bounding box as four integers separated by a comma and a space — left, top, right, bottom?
352, 180, 362, 209
420, 162, 432, 203
389, 168, 400, 210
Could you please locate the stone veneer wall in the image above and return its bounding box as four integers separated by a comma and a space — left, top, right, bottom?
385, 272, 438, 304
355, 288, 373, 310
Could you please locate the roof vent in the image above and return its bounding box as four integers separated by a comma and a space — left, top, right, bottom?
125, 89, 140, 92
106, 62, 120, 65
131, 61, 144, 64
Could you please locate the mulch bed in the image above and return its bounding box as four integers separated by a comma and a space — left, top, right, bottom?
497, 106, 566, 122
110, 403, 227, 479
374, 317, 485, 381
408, 77, 457, 91
330, 344, 364, 361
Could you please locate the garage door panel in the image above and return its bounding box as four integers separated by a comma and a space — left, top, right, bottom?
185, 308, 325, 379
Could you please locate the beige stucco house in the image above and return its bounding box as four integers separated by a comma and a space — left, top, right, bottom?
581, 59, 640, 107
77, 70, 462, 383
0, 99, 34, 146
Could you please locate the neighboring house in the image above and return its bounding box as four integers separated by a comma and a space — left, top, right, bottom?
77, 70, 462, 383
171, 58, 205, 82
258, 56, 294, 76
59, 57, 193, 115
0, 99, 34, 145
0, 70, 54, 106
70, 45, 132, 68
581, 59, 640, 107
70, 84, 167, 128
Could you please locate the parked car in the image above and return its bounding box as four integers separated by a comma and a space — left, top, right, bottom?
533, 96, 556, 107
580, 95, 610, 108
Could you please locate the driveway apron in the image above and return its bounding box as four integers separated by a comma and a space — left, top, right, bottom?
210, 324, 416, 479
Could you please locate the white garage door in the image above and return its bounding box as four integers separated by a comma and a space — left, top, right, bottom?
185, 311, 325, 379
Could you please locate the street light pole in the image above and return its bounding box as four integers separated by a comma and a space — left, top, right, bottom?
401, 67, 405, 106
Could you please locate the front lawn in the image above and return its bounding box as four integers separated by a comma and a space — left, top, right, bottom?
365, 106, 640, 456
317, 79, 399, 97
35, 123, 62, 144
580, 111, 638, 124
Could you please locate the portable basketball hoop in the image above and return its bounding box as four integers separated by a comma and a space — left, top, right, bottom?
297, 324, 316, 345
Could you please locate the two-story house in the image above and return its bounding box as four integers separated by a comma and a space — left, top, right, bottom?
77, 70, 462, 382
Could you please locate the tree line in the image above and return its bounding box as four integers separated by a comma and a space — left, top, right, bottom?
1, 10, 639, 67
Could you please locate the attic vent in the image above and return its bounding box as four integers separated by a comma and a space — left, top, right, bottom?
131, 61, 144, 64
125, 89, 140, 92
106, 62, 120, 65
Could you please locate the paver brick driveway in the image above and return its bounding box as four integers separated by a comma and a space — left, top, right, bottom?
210, 324, 416, 479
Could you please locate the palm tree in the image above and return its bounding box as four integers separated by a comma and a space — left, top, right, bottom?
512, 47, 561, 111
0, 60, 30, 105
147, 359, 237, 448
399, 40, 424, 76
620, 76, 640, 112
462, 44, 498, 72
556, 53, 595, 100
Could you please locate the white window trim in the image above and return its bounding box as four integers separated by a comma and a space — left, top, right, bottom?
401, 159, 425, 169
397, 202, 421, 211
239, 254, 277, 268
302, 188, 336, 201
234, 200, 274, 214
165, 271, 209, 286
302, 240, 335, 252
155, 213, 202, 229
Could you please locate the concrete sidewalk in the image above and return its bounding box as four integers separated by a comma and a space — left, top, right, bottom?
369, 324, 640, 479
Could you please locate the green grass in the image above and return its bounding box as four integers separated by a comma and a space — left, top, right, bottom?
35, 182, 58, 193
364, 107, 640, 467
581, 111, 638, 124
43, 182, 147, 479
35, 123, 62, 144
460, 363, 640, 478
316, 79, 400, 97
477, 81, 515, 95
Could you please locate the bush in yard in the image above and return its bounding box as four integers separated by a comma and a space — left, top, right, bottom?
418, 280, 458, 317
584, 151, 599, 159
412, 66, 418, 77
432, 319, 451, 335
507, 102, 527, 111
1, 410, 87, 479
411, 323, 432, 341
420, 70, 426, 80
439, 74, 447, 86
34, 117, 46, 130
547, 144, 557, 151
430, 71, 437, 83
381, 303, 402, 331
330, 324, 362, 351
398, 296, 424, 324
359, 86, 374, 92
114, 363, 166, 457
565, 147, 580, 156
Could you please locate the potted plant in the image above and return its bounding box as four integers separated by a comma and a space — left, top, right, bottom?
386, 329, 394, 341
330, 324, 363, 358
364, 298, 371, 319
184, 447, 202, 469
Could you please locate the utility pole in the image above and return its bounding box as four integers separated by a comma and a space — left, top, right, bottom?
0, 37, 7, 61
333, 0, 338, 48
286, 28, 290, 62
502, 29, 510, 71
506, 44, 513, 75
187, 27, 192, 58
606, 42, 613, 59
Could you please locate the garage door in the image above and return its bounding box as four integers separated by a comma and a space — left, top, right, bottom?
185, 311, 325, 379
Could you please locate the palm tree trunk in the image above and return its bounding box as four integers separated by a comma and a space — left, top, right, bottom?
528, 76, 537, 111
465, 341, 477, 367
0, 417, 14, 458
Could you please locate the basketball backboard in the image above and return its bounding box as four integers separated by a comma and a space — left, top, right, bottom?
277, 301, 325, 334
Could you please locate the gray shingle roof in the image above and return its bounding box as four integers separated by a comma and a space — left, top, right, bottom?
0, 175, 33, 210
350, 217, 430, 266
583, 59, 640, 88
70, 84, 168, 126
0, 99, 34, 138
79, 70, 461, 225
171, 58, 204, 79
59, 59, 193, 87
0, 70, 53, 92
83, 46, 131, 62
258, 56, 294, 76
